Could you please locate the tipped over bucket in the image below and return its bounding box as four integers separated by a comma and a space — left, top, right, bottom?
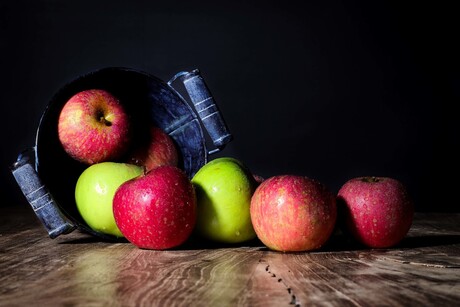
11, 67, 232, 240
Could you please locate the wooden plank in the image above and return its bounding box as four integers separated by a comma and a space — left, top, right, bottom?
260, 250, 460, 306
0, 207, 459, 306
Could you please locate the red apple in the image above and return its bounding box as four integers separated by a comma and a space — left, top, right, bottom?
127, 126, 179, 172
113, 165, 197, 250
250, 175, 337, 252
58, 89, 130, 164
337, 176, 414, 248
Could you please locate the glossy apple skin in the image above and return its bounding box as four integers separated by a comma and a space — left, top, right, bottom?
250, 175, 337, 252
113, 166, 197, 250
58, 89, 130, 164
191, 157, 257, 244
128, 126, 179, 172
337, 177, 414, 248
75, 162, 143, 237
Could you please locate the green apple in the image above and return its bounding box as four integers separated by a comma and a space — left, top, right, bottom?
75, 162, 143, 237
191, 157, 257, 243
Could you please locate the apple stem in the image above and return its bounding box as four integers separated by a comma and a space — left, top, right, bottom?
100, 117, 112, 126
362, 176, 381, 183
97, 110, 112, 126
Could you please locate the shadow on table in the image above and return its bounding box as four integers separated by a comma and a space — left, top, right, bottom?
319, 233, 460, 253
57, 232, 128, 245
56, 229, 460, 252
57, 230, 265, 250
397, 234, 460, 249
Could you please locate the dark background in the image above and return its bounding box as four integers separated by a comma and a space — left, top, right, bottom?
1, 1, 458, 212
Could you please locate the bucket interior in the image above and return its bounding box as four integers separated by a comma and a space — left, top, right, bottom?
35, 67, 206, 238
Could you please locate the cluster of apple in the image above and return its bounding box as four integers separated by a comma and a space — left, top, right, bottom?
192, 157, 414, 252
251, 174, 414, 251
58, 88, 414, 252
58, 89, 195, 249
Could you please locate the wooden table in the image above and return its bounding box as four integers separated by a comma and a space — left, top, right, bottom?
1, 206, 459, 306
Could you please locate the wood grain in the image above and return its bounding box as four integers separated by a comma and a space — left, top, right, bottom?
1, 207, 459, 306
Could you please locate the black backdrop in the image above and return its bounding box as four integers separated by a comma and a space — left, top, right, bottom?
1, 1, 458, 212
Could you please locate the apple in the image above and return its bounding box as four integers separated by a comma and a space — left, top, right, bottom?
113, 165, 197, 250
191, 157, 257, 244
127, 126, 179, 172
250, 175, 337, 252
58, 89, 131, 164
75, 162, 143, 237
337, 176, 414, 248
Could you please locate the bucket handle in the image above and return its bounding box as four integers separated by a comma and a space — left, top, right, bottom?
10, 148, 76, 238
168, 69, 232, 154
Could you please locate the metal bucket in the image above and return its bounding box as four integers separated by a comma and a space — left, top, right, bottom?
11, 67, 232, 240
